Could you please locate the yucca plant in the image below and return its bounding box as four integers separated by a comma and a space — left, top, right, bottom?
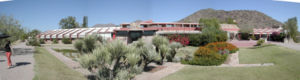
152, 35, 169, 51
152, 35, 170, 65
79, 40, 142, 80
158, 44, 170, 64
132, 39, 161, 69
166, 42, 182, 62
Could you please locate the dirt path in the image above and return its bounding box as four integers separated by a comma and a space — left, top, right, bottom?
134, 62, 185, 80
0, 42, 35, 80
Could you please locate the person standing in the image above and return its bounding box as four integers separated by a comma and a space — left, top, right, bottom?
5, 40, 12, 68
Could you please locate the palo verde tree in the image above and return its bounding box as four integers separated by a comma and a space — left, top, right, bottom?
59, 16, 80, 29
284, 17, 298, 42
0, 15, 27, 46
199, 18, 228, 44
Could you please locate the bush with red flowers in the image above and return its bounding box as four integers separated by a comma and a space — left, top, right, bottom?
167, 34, 189, 46
181, 47, 227, 66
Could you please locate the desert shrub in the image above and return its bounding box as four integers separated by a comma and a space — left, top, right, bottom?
166, 42, 182, 62
205, 42, 239, 53
39, 39, 45, 44
270, 32, 285, 42
74, 40, 83, 53
188, 34, 202, 46
251, 34, 256, 40
52, 39, 58, 44
97, 35, 106, 43
26, 37, 40, 46
167, 34, 189, 46
73, 35, 97, 53
239, 33, 250, 40
82, 35, 96, 53
20, 34, 28, 42
256, 39, 265, 46
62, 38, 72, 44
182, 47, 227, 66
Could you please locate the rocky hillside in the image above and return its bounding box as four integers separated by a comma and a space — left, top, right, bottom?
178, 8, 283, 32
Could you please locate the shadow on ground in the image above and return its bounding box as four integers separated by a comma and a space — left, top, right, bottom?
144, 65, 165, 73
15, 62, 31, 67
0, 60, 5, 62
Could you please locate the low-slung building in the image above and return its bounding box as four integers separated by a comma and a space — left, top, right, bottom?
252, 27, 283, 39
38, 27, 120, 40
38, 20, 241, 44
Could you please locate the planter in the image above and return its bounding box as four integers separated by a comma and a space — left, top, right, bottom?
224, 51, 239, 65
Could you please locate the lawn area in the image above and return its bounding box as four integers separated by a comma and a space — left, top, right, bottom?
162, 45, 300, 80
33, 47, 86, 80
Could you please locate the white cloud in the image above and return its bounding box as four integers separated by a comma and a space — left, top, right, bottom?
0, 0, 12, 2
274, 0, 300, 3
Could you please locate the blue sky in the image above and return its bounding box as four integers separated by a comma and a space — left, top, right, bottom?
0, 0, 300, 32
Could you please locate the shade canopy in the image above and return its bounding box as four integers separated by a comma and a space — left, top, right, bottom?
0, 32, 10, 39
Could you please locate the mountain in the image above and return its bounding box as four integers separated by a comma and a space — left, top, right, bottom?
178, 8, 283, 32
93, 23, 117, 27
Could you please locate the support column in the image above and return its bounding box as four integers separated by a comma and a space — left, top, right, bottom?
259, 33, 262, 39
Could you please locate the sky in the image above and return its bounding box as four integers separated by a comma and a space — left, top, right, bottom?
0, 0, 300, 32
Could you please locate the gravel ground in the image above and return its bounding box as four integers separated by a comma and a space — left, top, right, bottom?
0, 42, 35, 80
270, 42, 300, 51
134, 62, 185, 80
44, 47, 91, 76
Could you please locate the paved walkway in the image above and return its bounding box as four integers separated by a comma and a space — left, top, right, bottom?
44, 47, 91, 76
0, 42, 35, 80
134, 62, 185, 80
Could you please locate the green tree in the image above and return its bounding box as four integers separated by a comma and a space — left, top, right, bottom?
224, 17, 237, 24
284, 17, 298, 42
59, 16, 80, 29
28, 29, 41, 37
0, 15, 26, 46
199, 18, 220, 29
199, 18, 228, 43
82, 16, 88, 28
26, 29, 41, 46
